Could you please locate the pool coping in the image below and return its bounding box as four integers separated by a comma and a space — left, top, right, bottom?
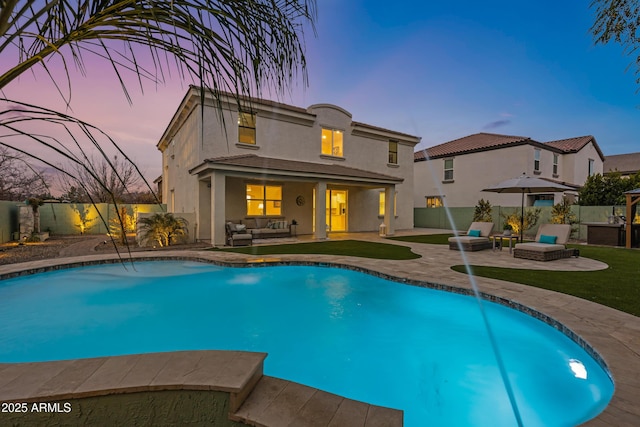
1, 250, 639, 426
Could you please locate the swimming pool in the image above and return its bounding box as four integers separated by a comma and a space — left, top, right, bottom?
0, 261, 613, 426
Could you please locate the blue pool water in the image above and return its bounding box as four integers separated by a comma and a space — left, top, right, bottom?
0, 261, 613, 426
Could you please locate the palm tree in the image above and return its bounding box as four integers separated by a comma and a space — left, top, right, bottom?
139, 213, 188, 247
0, 1, 316, 204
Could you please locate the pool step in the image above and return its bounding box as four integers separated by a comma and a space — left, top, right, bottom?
230, 375, 403, 427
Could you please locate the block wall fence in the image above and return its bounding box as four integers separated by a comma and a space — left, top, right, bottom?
0, 200, 629, 244
0, 202, 166, 243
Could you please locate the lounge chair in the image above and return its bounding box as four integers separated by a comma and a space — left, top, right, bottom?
448, 222, 495, 251
225, 222, 253, 246
513, 224, 573, 261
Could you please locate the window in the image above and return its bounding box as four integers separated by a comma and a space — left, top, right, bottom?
443, 158, 454, 181
379, 191, 397, 216
553, 154, 559, 176
321, 128, 343, 157
426, 196, 443, 208
246, 184, 282, 216
388, 140, 398, 164
238, 111, 256, 144
588, 159, 595, 177
534, 149, 541, 172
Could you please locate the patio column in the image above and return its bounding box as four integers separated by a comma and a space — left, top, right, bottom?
384, 185, 395, 236
315, 181, 327, 240
210, 172, 226, 246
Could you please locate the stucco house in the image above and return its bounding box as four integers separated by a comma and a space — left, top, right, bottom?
157, 87, 420, 245
413, 133, 605, 208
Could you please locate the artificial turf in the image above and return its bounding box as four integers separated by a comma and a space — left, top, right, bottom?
212, 239, 421, 260
386, 233, 453, 245
452, 244, 640, 316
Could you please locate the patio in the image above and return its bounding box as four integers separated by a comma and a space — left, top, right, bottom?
0, 229, 637, 426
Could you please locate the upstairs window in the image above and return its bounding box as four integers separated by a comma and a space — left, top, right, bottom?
388, 140, 398, 164
443, 158, 454, 181
238, 112, 256, 144
553, 154, 559, 176
321, 128, 343, 157
588, 159, 595, 177
534, 149, 541, 172
246, 184, 282, 216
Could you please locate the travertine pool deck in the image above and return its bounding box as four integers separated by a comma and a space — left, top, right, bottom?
0, 231, 638, 426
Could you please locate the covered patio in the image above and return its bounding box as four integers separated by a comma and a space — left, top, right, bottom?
190, 154, 404, 246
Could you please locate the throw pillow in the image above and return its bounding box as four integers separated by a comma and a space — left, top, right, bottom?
235, 224, 246, 232
468, 229, 481, 237
539, 234, 557, 244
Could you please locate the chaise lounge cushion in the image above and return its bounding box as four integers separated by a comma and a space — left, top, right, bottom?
514, 224, 572, 261
448, 222, 495, 251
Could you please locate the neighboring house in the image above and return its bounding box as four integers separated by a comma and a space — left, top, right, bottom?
413, 133, 604, 208
604, 152, 640, 178
157, 86, 420, 245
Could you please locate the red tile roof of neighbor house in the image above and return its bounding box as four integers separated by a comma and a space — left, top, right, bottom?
192, 154, 404, 183
415, 133, 604, 161
545, 135, 604, 159
414, 132, 533, 161
604, 152, 640, 175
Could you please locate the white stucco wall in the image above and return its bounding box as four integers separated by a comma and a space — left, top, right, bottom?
413, 143, 592, 208
159, 89, 419, 237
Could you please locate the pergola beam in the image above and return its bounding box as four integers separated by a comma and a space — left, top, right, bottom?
625, 192, 640, 248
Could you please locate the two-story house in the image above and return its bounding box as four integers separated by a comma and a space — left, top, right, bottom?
413, 133, 604, 208
157, 87, 420, 245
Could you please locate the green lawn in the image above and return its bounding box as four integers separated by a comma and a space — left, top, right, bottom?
452, 245, 640, 316
212, 239, 421, 260
387, 233, 453, 245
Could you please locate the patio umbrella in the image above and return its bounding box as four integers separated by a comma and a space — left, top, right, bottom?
482, 174, 574, 242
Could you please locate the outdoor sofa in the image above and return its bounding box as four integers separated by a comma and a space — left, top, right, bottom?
448, 222, 495, 251
513, 224, 574, 261
226, 217, 291, 241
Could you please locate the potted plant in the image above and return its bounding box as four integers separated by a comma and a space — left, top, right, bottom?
503, 223, 513, 236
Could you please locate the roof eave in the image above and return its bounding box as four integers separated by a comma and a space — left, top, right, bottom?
189, 161, 403, 185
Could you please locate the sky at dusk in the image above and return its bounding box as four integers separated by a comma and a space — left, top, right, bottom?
3, 0, 640, 187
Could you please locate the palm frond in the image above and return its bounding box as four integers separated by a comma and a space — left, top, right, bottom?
1, 1, 316, 100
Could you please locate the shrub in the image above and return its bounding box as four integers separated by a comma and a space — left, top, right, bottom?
473, 199, 493, 222
551, 196, 578, 236
138, 213, 188, 247
109, 206, 137, 245
501, 208, 541, 237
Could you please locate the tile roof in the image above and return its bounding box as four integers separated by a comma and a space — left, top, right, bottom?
414, 133, 532, 161
545, 135, 604, 161
415, 133, 606, 162
544, 135, 592, 151
604, 152, 640, 175
193, 154, 404, 183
